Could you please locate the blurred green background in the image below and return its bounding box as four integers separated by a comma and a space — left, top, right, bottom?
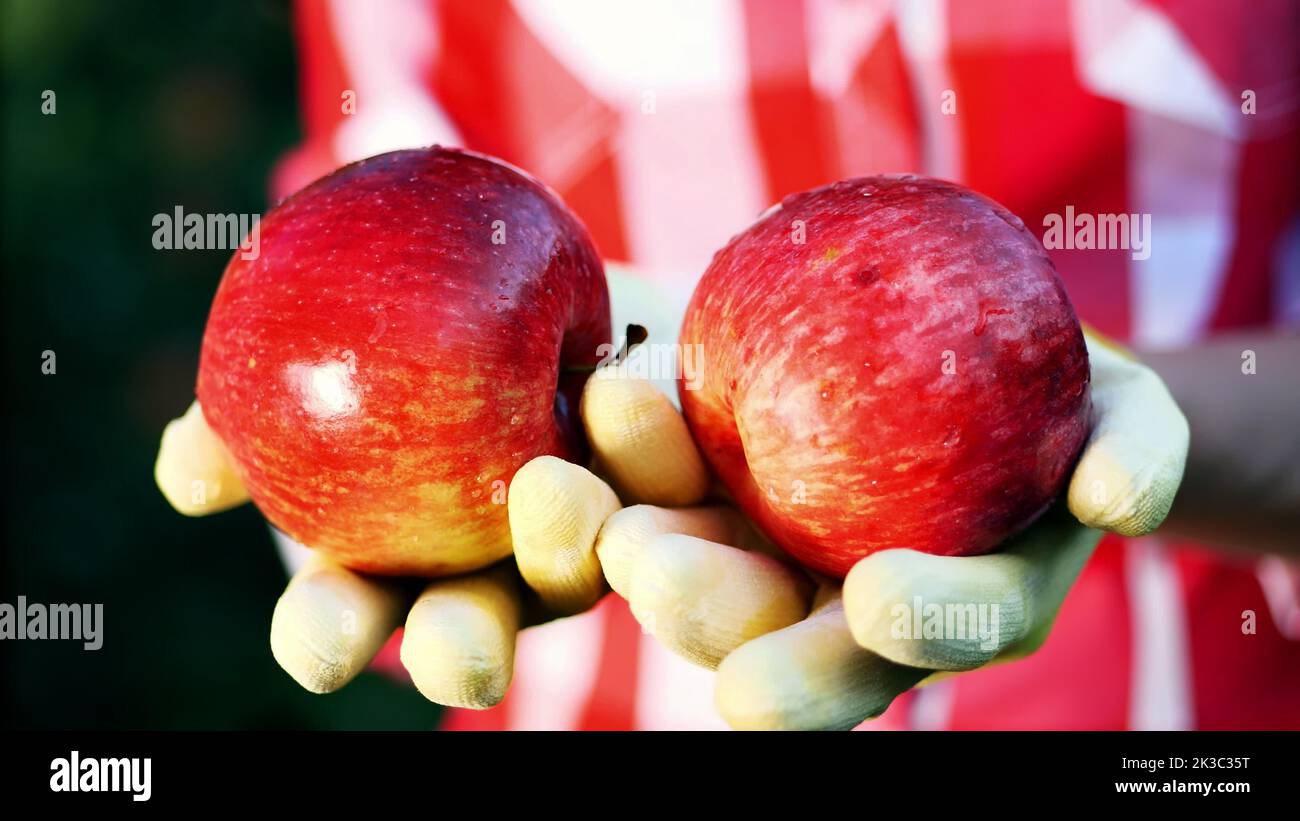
2, 0, 442, 729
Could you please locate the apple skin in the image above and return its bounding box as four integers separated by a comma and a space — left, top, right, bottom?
196, 148, 610, 577
679, 176, 1090, 578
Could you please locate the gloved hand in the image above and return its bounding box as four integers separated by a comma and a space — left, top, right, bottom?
152, 263, 678, 711
572, 327, 1189, 729
155, 299, 1185, 726
155, 398, 630, 709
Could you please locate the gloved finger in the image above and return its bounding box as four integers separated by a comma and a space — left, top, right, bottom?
154, 400, 250, 515
581, 367, 710, 506
843, 506, 1102, 671
400, 565, 521, 709
715, 595, 928, 731
508, 455, 621, 615
595, 504, 750, 598
627, 533, 813, 669
1068, 331, 1189, 536
270, 554, 413, 693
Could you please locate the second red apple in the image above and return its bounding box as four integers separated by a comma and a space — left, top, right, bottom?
679, 176, 1091, 577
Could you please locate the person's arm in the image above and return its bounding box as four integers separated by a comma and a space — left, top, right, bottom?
1142, 332, 1300, 557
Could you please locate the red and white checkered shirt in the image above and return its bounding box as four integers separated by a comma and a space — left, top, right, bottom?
272, 0, 1300, 730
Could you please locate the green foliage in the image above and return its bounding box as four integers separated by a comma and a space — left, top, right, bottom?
1, 0, 443, 730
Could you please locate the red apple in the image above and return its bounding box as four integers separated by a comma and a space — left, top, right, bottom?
679, 176, 1090, 578
196, 147, 610, 576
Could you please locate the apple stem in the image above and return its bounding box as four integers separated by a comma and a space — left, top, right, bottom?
564, 323, 647, 373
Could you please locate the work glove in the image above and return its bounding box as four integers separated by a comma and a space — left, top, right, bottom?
150, 265, 682, 710
157, 397, 643, 707
156, 253, 1186, 727
568, 327, 1189, 729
